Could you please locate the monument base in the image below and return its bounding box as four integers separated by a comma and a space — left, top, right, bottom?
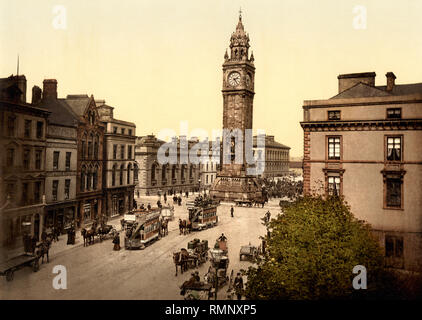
209, 175, 262, 202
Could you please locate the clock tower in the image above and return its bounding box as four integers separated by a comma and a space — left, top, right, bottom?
210, 12, 262, 202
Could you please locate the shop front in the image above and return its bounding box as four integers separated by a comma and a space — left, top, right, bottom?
45, 202, 77, 234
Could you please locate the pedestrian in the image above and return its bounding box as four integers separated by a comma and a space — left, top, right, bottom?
147, 203, 151, 210
230, 205, 234, 218
234, 273, 244, 300
164, 193, 167, 203
113, 233, 121, 251
194, 271, 200, 282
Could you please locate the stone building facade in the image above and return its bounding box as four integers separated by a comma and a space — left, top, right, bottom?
38, 79, 78, 233
253, 135, 290, 179
97, 101, 136, 217
210, 13, 262, 201
0, 75, 50, 254
301, 71, 422, 272
135, 135, 200, 197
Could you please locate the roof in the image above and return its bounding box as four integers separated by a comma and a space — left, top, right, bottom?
330, 82, 391, 99
376, 83, 422, 96
65, 94, 90, 116
38, 98, 78, 127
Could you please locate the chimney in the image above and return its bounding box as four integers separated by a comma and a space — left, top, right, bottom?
32, 86, 42, 105
42, 79, 57, 100
337, 72, 376, 93
386, 72, 396, 92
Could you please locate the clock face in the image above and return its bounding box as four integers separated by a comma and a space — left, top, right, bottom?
228, 72, 241, 87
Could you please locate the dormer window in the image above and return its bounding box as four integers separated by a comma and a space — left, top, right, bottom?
328, 110, 341, 120
387, 108, 401, 119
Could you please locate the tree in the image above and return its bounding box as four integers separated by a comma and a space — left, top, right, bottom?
245, 195, 385, 300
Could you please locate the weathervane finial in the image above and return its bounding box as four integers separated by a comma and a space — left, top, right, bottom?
239, 7, 242, 19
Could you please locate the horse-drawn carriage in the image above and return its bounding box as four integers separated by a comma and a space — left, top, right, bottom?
124, 209, 161, 250
234, 199, 253, 207
187, 238, 208, 265
206, 248, 231, 288
160, 205, 175, 221
81, 220, 116, 246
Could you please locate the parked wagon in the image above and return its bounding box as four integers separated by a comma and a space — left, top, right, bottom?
239, 244, 258, 261
234, 199, 253, 207
0, 253, 40, 282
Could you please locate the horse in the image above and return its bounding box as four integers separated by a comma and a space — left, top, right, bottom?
160, 220, 168, 237
36, 239, 51, 264
173, 249, 188, 276
185, 220, 192, 234
81, 227, 95, 246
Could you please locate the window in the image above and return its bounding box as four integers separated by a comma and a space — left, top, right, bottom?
36, 121, 43, 139
120, 145, 125, 159
112, 165, 116, 186
94, 141, 98, 159
6, 149, 15, 167
387, 108, 401, 119
24, 120, 32, 138
86, 172, 91, 190
121, 128, 125, 135
386, 136, 402, 161
328, 137, 341, 160
65, 179, 70, 200
80, 167, 86, 191
22, 183, 29, 205
88, 141, 93, 158
7, 116, 16, 136
52, 180, 59, 201
53, 151, 60, 170
385, 235, 404, 269
113, 127, 117, 134
120, 165, 124, 185
386, 178, 402, 208
81, 141, 86, 159
65, 152, 71, 170
127, 164, 131, 184
33, 181, 41, 203
128, 129, 132, 136
328, 110, 341, 120
327, 176, 340, 196
23, 149, 30, 169
93, 171, 98, 190
113, 145, 117, 159
134, 164, 139, 183
6, 183, 16, 202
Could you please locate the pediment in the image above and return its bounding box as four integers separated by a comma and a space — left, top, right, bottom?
331, 82, 391, 99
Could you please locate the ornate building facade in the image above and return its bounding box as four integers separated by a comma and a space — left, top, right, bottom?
134, 135, 200, 197
65, 95, 105, 226
301, 71, 422, 272
210, 13, 262, 201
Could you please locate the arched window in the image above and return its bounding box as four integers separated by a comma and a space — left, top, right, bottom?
172, 165, 176, 180
80, 166, 86, 191
120, 164, 124, 185
127, 163, 132, 184
112, 164, 117, 186
86, 170, 91, 190
151, 163, 157, 181
134, 163, 138, 183
189, 165, 193, 179
162, 164, 167, 181
94, 135, 99, 159
93, 167, 98, 190
88, 134, 93, 159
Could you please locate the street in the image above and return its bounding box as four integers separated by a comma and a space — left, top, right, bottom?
0, 196, 276, 300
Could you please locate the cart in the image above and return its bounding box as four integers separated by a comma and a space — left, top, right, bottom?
0, 253, 40, 282
183, 283, 213, 300
239, 244, 258, 261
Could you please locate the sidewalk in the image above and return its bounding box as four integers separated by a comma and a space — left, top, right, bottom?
2, 216, 124, 263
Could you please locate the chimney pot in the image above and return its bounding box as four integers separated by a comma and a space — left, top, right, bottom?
386, 72, 396, 92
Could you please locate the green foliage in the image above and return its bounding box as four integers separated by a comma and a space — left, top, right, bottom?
245, 195, 385, 300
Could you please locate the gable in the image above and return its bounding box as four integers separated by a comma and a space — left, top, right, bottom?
330, 82, 391, 99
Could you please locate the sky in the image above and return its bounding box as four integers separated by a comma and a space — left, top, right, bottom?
1, 0, 422, 157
